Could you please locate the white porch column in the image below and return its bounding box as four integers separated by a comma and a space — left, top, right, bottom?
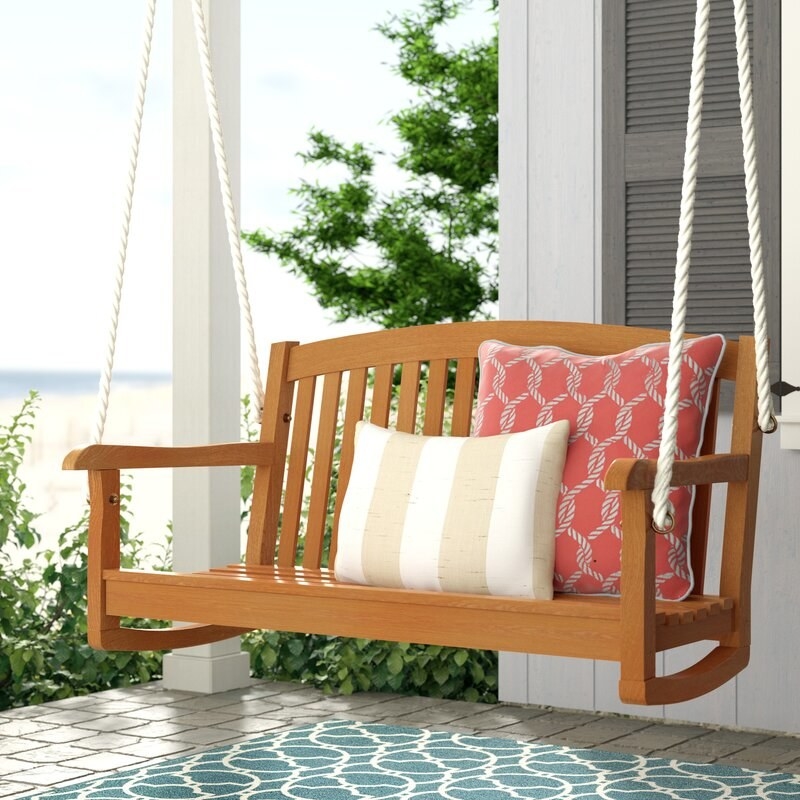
497, 0, 602, 707
162, 0, 251, 693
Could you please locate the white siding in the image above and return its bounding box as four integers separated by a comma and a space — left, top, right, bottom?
498, 0, 800, 732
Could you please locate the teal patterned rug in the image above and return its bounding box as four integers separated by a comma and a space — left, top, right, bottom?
20, 719, 800, 799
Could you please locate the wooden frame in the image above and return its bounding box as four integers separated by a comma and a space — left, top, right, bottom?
63, 321, 763, 705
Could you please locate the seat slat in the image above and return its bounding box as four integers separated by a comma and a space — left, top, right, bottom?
103, 567, 735, 660
112, 565, 732, 628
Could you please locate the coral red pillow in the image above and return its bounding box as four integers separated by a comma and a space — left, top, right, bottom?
474, 335, 726, 600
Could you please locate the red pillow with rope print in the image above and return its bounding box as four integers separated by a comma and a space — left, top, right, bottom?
473, 335, 726, 600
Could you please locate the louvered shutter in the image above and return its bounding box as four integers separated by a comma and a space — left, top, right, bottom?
602, 0, 780, 378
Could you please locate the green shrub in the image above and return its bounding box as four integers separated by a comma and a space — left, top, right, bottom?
244, 632, 497, 703
0, 392, 497, 709
0, 394, 162, 711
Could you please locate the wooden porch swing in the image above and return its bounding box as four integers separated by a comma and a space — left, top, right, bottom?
64, 0, 774, 706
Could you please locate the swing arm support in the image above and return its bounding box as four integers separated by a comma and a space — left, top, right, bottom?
607, 452, 753, 705
70, 442, 277, 651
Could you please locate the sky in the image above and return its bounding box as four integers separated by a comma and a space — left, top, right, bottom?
0, 0, 492, 374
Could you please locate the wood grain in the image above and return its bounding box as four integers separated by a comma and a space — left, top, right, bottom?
64, 442, 275, 471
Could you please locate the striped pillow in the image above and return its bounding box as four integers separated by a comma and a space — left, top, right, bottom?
334, 420, 570, 599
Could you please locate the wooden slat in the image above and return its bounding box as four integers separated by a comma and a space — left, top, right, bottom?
277, 376, 316, 568
370, 363, 394, 427
423, 359, 450, 436
247, 341, 296, 566
691, 380, 722, 590
451, 357, 477, 436
396, 361, 422, 433
330, 367, 368, 565
303, 372, 342, 569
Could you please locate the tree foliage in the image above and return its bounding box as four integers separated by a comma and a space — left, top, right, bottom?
244, 0, 498, 329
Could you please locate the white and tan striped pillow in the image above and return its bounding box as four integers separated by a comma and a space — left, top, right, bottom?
334, 420, 569, 599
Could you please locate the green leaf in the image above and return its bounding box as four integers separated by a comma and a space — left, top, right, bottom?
386, 649, 404, 676
453, 649, 469, 667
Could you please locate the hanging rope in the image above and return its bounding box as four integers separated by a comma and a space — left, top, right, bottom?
190, 0, 264, 418
733, 0, 775, 433
652, 0, 776, 531
91, 0, 157, 445
651, 0, 711, 532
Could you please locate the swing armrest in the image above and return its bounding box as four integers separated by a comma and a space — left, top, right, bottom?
63, 442, 276, 471
605, 453, 749, 492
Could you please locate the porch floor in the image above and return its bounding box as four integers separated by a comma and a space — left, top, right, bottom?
1, 679, 799, 797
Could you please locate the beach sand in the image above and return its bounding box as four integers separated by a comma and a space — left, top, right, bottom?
1, 385, 173, 561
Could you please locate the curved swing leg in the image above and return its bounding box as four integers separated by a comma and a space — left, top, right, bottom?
620, 645, 750, 705
87, 470, 251, 653
90, 622, 252, 652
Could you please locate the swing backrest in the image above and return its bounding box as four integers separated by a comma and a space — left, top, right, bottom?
244, 321, 746, 593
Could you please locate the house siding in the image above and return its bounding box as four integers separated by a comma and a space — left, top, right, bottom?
498, 0, 798, 732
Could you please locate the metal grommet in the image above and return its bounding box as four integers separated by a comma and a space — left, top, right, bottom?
651, 509, 675, 535
762, 413, 778, 435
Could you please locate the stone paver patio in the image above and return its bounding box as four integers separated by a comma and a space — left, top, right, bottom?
0, 679, 798, 797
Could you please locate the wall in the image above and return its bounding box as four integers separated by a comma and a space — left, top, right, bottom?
498, 0, 800, 732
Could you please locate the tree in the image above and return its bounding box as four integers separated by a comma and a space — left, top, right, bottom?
244, 0, 498, 329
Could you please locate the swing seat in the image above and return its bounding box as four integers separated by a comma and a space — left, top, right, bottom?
63, 321, 763, 705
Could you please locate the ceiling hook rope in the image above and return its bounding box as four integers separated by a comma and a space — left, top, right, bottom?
733, 0, 774, 433
92, 0, 157, 445
652, 0, 710, 532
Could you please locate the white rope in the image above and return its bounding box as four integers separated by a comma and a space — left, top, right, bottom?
652, 0, 775, 530
91, 0, 157, 445
651, 0, 711, 531
733, 0, 774, 431
190, 0, 264, 418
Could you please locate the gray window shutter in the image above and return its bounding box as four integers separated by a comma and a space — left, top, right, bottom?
602, 0, 780, 381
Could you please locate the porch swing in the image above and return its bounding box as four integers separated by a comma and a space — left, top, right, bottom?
64, 0, 775, 706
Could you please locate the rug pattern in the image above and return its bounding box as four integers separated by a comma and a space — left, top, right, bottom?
24, 719, 800, 799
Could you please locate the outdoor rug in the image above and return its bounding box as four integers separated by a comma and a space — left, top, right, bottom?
18, 718, 800, 799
